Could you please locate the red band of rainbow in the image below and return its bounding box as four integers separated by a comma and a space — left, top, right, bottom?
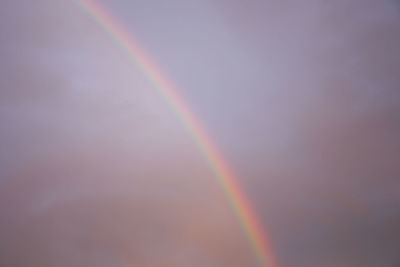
74, 1, 276, 266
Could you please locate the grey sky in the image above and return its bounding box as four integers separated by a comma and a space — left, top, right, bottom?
1, 0, 399, 266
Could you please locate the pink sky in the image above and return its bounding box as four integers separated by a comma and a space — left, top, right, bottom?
0, 0, 399, 266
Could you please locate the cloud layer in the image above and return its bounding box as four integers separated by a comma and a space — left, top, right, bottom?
1, 0, 399, 266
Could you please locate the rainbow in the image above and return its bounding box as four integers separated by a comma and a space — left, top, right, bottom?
74, 1, 276, 266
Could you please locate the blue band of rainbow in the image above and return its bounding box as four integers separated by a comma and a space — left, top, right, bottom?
74, 1, 276, 266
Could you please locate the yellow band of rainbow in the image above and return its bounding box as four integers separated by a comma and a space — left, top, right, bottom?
74, 1, 276, 266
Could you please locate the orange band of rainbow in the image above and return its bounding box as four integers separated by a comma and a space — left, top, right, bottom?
74, 1, 276, 266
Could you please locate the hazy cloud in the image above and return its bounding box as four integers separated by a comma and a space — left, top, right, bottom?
1, 0, 399, 266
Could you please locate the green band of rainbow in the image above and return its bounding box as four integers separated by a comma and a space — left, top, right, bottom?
74, 1, 276, 266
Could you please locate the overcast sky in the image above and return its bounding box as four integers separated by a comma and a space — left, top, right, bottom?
1, 0, 399, 266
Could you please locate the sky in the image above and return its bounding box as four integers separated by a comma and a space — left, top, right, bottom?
0, 0, 400, 266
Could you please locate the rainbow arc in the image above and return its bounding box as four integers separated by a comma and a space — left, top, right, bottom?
75, 1, 276, 266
